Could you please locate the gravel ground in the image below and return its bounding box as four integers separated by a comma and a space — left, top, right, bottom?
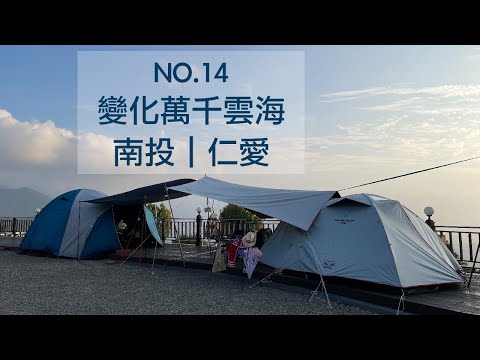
0, 251, 377, 315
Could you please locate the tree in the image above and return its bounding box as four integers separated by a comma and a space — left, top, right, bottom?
220, 204, 261, 231
146, 203, 172, 238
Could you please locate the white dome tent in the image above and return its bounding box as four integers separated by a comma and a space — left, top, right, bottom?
260, 194, 465, 289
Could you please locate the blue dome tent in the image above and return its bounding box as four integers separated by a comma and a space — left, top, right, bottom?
19, 179, 195, 259
19, 189, 120, 259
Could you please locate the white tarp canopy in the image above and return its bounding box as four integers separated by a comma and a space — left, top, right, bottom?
169, 176, 339, 231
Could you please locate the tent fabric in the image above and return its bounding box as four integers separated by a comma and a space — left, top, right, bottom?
20, 189, 81, 255
402, 205, 462, 271
144, 205, 163, 246
19, 189, 121, 259
81, 209, 120, 258
59, 189, 111, 258
88, 178, 195, 205
169, 176, 340, 231
260, 193, 465, 288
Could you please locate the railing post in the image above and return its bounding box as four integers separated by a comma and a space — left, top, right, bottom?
459, 233, 464, 261
469, 233, 473, 262
12, 217, 17, 237
196, 213, 202, 246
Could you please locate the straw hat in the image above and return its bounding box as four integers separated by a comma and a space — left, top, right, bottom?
242, 231, 257, 247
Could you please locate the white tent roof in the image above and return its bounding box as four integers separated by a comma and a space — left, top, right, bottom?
169, 176, 339, 231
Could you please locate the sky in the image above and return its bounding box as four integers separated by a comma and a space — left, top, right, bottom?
1, 45, 480, 224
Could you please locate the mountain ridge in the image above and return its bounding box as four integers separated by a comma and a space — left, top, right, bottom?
0, 187, 52, 217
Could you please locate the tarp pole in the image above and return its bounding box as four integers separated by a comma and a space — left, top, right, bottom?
122, 207, 144, 262
166, 185, 185, 267
111, 205, 122, 248
206, 197, 212, 256
151, 231, 159, 272
140, 205, 145, 265
152, 204, 159, 270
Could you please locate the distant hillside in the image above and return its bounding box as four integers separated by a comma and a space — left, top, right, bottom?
0, 187, 51, 217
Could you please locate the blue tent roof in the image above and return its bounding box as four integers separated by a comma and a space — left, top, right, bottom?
87, 178, 195, 205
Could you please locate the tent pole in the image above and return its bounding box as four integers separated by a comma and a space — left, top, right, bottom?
142, 197, 149, 267
140, 199, 147, 266
150, 199, 161, 272
112, 205, 121, 249
77, 201, 81, 260
306, 231, 332, 309
206, 197, 212, 257
140, 210, 145, 265
165, 185, 185, 267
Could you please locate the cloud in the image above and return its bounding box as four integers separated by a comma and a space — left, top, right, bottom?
321, 84, 480, 101
0, 110, 75, 166
0, 109, 198, 199
305, 109, 480, 175
320, 87, 387, 99
467, 47, 480, 61
309, 82, 480, 220
320, 83, 480, 119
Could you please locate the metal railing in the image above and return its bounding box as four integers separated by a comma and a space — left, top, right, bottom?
0, 217, 35, 237
436, 226, 480, 266
2, 217, 477, 267
0, 217, 278, 240
158, 218, 280, 240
